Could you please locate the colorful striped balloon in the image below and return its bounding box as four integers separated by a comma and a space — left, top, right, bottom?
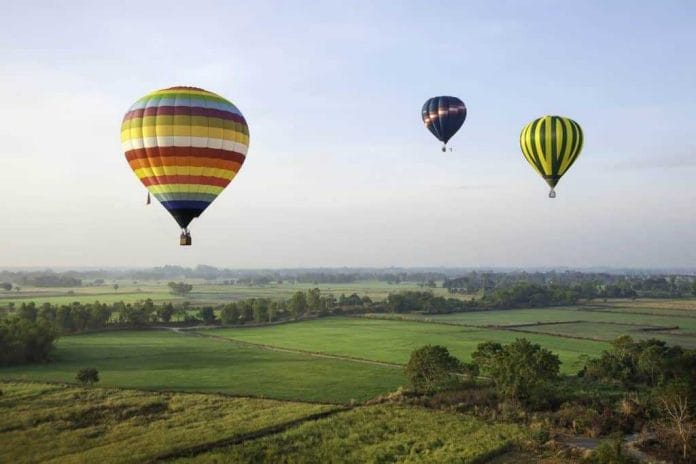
519, 115, 583, 198
121, 86, 249, 238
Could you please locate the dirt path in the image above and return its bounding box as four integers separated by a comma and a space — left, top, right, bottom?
559, 433, 664, 464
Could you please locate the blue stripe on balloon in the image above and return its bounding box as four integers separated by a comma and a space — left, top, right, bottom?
161, 200, 211, 210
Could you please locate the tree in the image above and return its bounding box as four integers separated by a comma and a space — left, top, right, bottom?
306, 288, 322, 313
221, 303, 240, 325
198, 307, 216, 324
656, 381, 694, 460
637, 344, 667, 386
18, 303, 38, 322
252, 299, 268, 323
157, 303, 175, 323
1, 282, 11, 291
268, 301, 278, 323
405, 345, 462, 393
0, 318, 58, 365
76, 367, 99, 386
472, 338, 560, 407
113, 283, 119, 292
288, 291, 307, 319
168, 281, 193, 296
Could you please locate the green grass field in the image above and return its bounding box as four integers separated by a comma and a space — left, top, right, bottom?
0, 330, 405, 403
2, 298, 694, 463
0, 381, 334, 464
206, 317, 608, 372
3, 298, 695, 404
365, 304, 696, 329
175, 405, 527, 464
364, 301, 696, 349
0, 382, 528, 464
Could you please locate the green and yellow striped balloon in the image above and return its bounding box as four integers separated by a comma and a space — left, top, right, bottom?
519, 115, 583, 198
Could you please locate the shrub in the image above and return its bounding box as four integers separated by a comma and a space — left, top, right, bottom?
76, 367, 99, 386
589, 438, 636, 463
405, 345, 462, 393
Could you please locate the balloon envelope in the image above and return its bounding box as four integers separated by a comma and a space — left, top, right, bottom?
121, 86, 249, 229
519, 115, 583, 196
421, 96, 467, 148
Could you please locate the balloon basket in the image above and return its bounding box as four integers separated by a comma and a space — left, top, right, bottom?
180, 232, 192, 246
548, 188, 556, 199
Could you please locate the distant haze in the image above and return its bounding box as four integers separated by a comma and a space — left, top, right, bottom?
1, 1, 695, 268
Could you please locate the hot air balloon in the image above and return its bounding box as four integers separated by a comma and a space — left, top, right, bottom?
121, 86, 249, 245
519, 115, 583, 198
421, 96, 467, 151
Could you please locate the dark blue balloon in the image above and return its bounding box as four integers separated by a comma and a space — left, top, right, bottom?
422, 96, 467, 150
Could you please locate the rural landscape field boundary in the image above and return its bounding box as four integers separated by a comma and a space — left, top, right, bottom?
147, 406, 352, 463
354, 311, 686, 343
184, 327, 405, 368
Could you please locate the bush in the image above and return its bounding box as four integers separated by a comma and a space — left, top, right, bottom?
555, 403, 600, 435
76, 367, 99, 386
405, 345, 462, 393
589, 438, 636, 463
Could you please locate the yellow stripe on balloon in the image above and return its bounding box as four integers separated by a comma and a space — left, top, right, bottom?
520, 123, 543, 177
121, 125, 247, 140
133, 166, 236, 180
532, 122, 549, 175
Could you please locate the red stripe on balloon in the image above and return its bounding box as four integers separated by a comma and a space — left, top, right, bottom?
125, 147, 246, 164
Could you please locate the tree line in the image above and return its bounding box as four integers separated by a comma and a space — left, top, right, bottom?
443, 272, 696, 299
3, 281, 676, 339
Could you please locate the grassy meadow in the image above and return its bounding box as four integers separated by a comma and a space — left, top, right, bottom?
174, 405, 527, 464
0, 382, 335, 464
2, 293, 695, 462
364, 300, 696, 349
0, 330, 405, 403
0, 382, 529, 464
207, 317, 607, 373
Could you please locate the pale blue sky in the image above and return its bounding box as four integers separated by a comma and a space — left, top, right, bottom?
1, 1, 695, 268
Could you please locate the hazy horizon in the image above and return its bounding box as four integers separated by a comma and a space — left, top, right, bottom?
2, 1, 695, 269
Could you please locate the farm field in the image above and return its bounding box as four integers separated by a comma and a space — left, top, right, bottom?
174, 404, 527, 464
0, 381, 335, 464
0, 331, 405, 403
0, 382, 529, 464
207, 317, 608, 372
512, 321, 696, 348
365, 303, 696, 329
0, 279, 456, 307
364, 300, 696, 349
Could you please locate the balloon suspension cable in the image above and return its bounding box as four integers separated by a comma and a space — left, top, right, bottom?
548, 187, 556, 199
